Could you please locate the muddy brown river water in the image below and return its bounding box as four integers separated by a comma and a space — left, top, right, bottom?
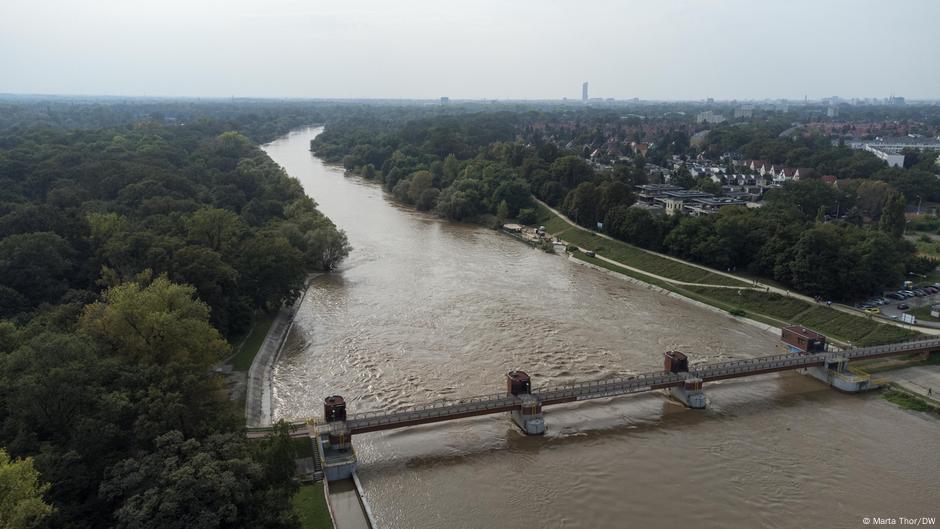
264, 128, 939, 529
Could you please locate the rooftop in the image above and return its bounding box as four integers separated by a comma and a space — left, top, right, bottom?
690, 197, 748, 206
662, 190, 714, 199
783, 325, 825, 341
636, 183, 682, 192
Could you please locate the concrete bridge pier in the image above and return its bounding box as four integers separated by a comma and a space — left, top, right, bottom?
511, 394, 546, 435
320, 396, 358, 481
801, 355, 885, 392
507, 370, 545, 435
668, 377, 707, 409
663, 351, 707, 409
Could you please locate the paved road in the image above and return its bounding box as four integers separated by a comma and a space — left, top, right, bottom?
879, 295, 940, 329
536, 198, 940, 336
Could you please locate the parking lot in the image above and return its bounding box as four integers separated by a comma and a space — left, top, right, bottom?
858, 284, 940, 326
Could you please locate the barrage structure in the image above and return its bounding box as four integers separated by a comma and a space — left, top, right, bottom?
250, 326, 940, 481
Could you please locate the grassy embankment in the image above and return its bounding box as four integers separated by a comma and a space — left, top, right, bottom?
883, 390, 940, 414
535, 204, 921, 346
229, 313, 276, 371
293, 483, 333, 529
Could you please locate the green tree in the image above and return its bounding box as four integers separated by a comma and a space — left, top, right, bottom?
491, 178, 532, 217
670, 165, 695, 189
0, 232, 75, 307
237, 234, 306, 308
854, 180, 890, 220
879, 190, 907, 238
496, 200, 510, 221
303, 226, 351, 270
562, 182, 600, 227
79, 276, 229, 367
0, 449, 53, 529
516, 208, 538, 225
604, 206, 662, 250
695, 178, 722, 195
100, 431, 297, 529
186, 208, 245, 253
407, 171, 434, 204
549, 156, 593, 189
416, 188, 440, 211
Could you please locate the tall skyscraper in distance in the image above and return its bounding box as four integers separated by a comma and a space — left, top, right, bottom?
582, 82, 588, 102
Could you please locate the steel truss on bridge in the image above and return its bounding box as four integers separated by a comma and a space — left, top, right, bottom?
285, 336, 940, 437
245, 331, 939, 482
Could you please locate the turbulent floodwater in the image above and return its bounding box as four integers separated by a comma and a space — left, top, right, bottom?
264, 128, 939, 529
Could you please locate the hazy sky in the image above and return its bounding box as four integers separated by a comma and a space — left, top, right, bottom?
2, 0, 938, 100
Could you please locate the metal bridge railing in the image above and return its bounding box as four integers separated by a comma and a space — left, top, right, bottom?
534, 371, 684, 403
692, 353, 822, 380
346, 391, 512, 422
347, 395, 519, 430
842, 338, 940, 360
289, 338, 940, 434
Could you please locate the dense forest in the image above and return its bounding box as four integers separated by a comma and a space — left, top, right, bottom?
313, 109, 937, 301
0, 104, 350, 528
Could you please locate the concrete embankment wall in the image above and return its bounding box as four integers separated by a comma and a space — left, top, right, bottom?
568, 254, 783, 339
245, 279, 316, 427
326, 477, 375, 529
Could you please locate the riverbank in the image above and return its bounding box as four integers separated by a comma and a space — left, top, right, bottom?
534, 202, 922, 347
569, 254, 783, 337
244, 276, 319, 427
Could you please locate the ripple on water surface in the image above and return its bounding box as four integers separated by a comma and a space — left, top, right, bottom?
264, 128, 940, 529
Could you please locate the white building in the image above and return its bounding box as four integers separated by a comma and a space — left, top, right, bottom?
846, 138, 940, 168
865, 145, 906, 167
696, 110, 726, 124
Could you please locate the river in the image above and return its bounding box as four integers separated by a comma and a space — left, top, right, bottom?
264, 127, 939, 529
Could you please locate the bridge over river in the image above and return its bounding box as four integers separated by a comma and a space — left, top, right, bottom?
248, 326, 940, 485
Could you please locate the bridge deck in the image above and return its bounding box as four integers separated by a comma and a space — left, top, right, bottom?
292, 338, 940, 436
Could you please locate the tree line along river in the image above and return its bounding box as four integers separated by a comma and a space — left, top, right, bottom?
264, 128, 939, 529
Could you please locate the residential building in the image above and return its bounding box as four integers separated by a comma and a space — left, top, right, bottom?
656, 190, 714, 216
696, 110, 726, 124
734, 106, 753, 119
635, 184, 682, 205
846, 137, 940, 168
684, 197, 748, 216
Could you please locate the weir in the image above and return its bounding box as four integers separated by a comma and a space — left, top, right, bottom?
250, 327, 940, 480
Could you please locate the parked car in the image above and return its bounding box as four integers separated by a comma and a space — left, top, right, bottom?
887, 293, 902, 300
898, 303, 910, 310
926, 287, 939, 294
865, 307, 880, 314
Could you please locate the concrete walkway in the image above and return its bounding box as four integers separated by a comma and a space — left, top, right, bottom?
880, 364, 940, 405
245, 306, 296, 427
327, 478, 372, 529
537, 198, 940, 336
587, 250, 766, 290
